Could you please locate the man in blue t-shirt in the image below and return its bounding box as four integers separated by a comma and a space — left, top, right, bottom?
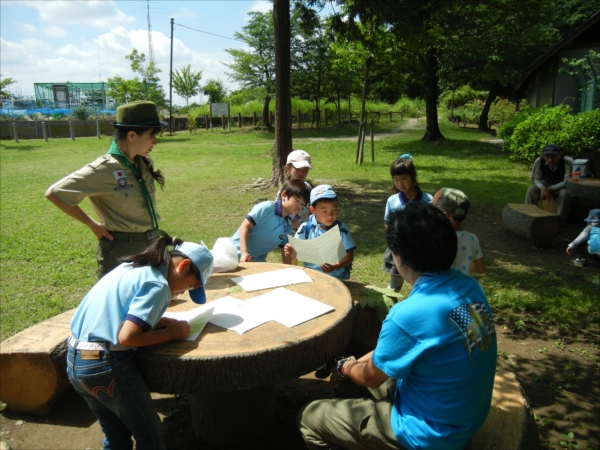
298, 202, 497, 450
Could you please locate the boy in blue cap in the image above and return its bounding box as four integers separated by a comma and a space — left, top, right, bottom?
567, 208, 600, 266
285, 185, 356, 280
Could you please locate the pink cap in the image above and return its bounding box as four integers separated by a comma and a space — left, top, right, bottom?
286, 150, 312, 169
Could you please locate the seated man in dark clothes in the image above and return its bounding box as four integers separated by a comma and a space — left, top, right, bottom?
525, 144, 574, 222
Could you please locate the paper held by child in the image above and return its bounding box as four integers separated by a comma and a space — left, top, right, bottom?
161, 305, 215, 341
231, 267, 313, 292
288, 225, 346, 265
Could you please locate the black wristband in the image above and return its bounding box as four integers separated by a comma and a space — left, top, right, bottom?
336, 358, 349, 377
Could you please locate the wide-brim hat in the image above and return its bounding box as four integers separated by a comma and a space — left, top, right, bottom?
112, 100, 168, 129
173, 242, 214, 304
584, 208, 600, 224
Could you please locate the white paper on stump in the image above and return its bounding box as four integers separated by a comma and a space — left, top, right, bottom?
288, 225, 346, 265
230, 267, 313, 292
207, 296, 271, 334
244, 287, 335, 327
161, 304, 214, 341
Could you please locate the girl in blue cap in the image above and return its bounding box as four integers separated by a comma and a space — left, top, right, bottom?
567, 208, 600, 266
67, 236, 213, 450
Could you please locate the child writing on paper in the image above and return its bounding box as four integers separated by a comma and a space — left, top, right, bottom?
67, 237, 213, 450
231, 179, 311, 263
284, 185, 356, 280
432, 188, 485, 276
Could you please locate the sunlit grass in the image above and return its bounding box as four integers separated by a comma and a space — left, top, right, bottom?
0, 120, 597, 340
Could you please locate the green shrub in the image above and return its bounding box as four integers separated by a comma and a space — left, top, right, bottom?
186, 113, 198, 134
72, 106, 91, 121
440, 85, 488, 110
498, 105, 600, 164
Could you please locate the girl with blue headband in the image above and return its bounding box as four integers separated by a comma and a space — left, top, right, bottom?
383, 154, 433, 290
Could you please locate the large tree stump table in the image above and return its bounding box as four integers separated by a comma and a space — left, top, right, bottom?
502, 203, 561, 247
135, 262, 354, 449
567, 178, 600, 207
0, 309, 74, 415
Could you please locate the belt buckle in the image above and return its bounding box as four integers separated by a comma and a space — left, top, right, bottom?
80, 350, 101, 360
146, 230, 158, 240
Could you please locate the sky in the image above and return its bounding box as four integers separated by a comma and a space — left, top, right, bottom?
0, 0, 276, 106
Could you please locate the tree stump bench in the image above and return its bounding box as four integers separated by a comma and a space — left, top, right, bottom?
0, 309, 75, 415
467, 371, 540, 450
567, 178, 600, 207
502, 203, 561, 247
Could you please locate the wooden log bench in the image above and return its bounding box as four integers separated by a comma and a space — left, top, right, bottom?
0, 309, 74, 415
567, 178, 600, 207
502, 203, 561, 247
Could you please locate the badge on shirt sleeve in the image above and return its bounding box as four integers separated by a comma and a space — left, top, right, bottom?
113, 170, 127, 179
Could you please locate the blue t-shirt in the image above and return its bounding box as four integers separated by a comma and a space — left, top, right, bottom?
384, 188, 433, 225
589, 226, 600, 254
372, 269, 497, 450
295, 215, 357, 280
230, 199, 291, 262
70, 263, 172, 347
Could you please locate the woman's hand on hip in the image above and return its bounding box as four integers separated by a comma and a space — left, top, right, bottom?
90, 221, 114, 241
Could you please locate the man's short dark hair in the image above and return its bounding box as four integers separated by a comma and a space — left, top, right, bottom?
385, 202, 457, 273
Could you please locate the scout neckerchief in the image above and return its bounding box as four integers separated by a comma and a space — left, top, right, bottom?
107, 140, 159, 232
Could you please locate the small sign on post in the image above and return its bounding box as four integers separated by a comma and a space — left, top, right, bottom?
210, 103, 230, 133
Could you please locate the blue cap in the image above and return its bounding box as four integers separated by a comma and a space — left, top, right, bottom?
584, 208, 600, 224
173, 242, 214, 304
310, 184, 337, 206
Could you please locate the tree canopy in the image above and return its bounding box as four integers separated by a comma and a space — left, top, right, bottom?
172, 65, 203, 106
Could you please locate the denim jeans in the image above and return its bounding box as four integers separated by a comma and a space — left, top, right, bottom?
67, 346, 166, 450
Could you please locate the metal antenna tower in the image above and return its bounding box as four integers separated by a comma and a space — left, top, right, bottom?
147, 0, 155, 65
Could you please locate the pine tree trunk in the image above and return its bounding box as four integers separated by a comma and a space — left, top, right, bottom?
420, 50, 445, 143
262, 95, 271, 127
271, 0, 292, 186
478, 89, 496, 131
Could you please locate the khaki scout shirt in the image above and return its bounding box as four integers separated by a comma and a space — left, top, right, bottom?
49, 154, 160, 232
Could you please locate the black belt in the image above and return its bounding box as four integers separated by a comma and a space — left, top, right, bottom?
109, 230, 159, 242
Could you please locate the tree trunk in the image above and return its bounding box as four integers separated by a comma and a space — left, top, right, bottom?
262, 95, 272, 127
271, 0, 292, 186
337, 91, 341, 124
420, 50, 445, 142
356, 56, 371, 164
478, 88, 496, 131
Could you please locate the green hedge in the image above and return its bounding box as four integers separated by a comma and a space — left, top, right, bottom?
497, 105, 600, 164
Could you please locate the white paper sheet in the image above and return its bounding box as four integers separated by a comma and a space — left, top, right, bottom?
161, 304, 214, 341
207, 296, 271, 334
231, 267, 313, 292
244, 287, 335, 327
288, 225, 346, 265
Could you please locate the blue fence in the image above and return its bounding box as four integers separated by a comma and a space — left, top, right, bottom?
0, 108, 116, 118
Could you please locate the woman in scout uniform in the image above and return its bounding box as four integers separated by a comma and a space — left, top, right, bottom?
46, 101, 168, 278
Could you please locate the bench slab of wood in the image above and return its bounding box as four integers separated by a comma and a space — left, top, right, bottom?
502, 203, 561, 246
467, 371, 540, 450
0, 309, 75, 415
567, 178, 600, 206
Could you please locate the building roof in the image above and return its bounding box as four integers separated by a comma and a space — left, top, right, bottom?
514, 11, 600, 92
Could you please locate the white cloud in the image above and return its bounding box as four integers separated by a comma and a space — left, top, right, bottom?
23, 0, 134, 29
55, 44, 91, 59
248, 1, 272, 13
42, 25, 68, 39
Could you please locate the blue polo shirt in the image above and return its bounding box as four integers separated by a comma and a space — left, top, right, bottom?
230, 199, 292, 262
70, 263, 172, 347
373, 269, 497, 449
384, 188, 433, 225
295, 215, 356, 280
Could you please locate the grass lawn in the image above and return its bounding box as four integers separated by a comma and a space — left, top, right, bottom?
1, 119, 598, 341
